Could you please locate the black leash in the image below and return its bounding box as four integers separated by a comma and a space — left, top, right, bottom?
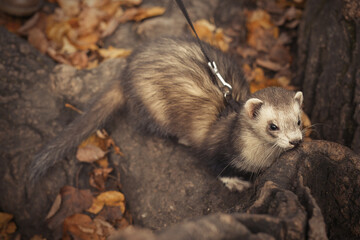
174, 0, 234, 101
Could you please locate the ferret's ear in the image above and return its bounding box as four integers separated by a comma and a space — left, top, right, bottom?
294, 91, 303, 106
244, 98, 263, 119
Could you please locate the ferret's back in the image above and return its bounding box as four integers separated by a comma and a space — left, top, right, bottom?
122, 37, 249, 145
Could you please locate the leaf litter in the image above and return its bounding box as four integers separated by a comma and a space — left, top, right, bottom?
0, 0, 310, 239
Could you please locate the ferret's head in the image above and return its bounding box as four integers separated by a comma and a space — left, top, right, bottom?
243, 87, 304, 150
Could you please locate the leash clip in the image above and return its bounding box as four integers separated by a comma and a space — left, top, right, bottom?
208, 61, 233, 98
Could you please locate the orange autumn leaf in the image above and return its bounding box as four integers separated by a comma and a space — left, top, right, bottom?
132, 7, 165, 22
193, 19, 231, 52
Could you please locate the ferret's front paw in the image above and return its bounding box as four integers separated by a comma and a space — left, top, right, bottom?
219, 177, 252, 192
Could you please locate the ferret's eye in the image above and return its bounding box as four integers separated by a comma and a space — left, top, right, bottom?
269, 123, 278, 131
297, 119, 301, 126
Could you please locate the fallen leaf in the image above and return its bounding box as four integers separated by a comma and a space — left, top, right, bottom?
256, 58, 284, 71
100, 1, 123, 18
119, 0, 143, 7
88, 191, 126, 215
246, 9, 279, 52
98, 206, 124, 224
78, 7, 105, 36
5, 222, 16, 234
98, 191, 125, 211
83, 0, 110, 8
62, 214, 98, 240
46, 20, 72, 49
269, 44, 291, 65
69, 51, 89, 69
89, 168, 113, 191
132, 7, 166, 22
57, 0, 81, 17
45, 194, 62, 220
115, 217, 131, 229
236, 46, 258, 58
60, 36, 78, 54
47, 47, 72, 65
77, 133, 109, 162
94, 218, 116, 237
99, 16, 120, 38
27, 28, 48, 54
47, 186, 93, 230
193, 19, 231, 52
0, 212, 13, 229
98, 46, 132, 59
76, 144, 107, 163
87, 196, 105, 215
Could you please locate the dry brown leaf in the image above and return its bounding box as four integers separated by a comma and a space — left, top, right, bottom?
98, 46, 132, 59
115, 217, 131, 229
45, 194, 62, 220
62, 214, 99, 240
94, 218, 116, 238
89, 167, 114, 191
70, 32, 100, 51
0, 212, 16, 239
236, 46, 258, 58
57, 0, 81, 17
5, 222, 16, 234
83, 0, 110, 8
246, 9, 279, 52
256, 58, 284, 71
79, 133, 108, 152
46, 47, 72, 65
69, 51, 89, 69
194, 19, 215, 42
76, 144, 107, 163
193, 19, 231, 52
28, 28, 48, 54
269, 43, 291, 65
100, 1, 123, 18
132, 7, 166, 22
47, 186, 93, 230
119, 0, 143, 7
46, 19, 72, 48
100, 17, 120, 38
78, 7, 105, 36
98, 206, 125, 225
60, 36, 78, 54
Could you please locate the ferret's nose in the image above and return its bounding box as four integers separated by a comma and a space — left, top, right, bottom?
289, 139, 302, 147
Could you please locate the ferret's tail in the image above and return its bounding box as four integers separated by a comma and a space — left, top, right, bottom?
28, 81, 125, 183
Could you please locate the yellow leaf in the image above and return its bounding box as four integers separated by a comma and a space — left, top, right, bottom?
98, 191, 125, 213
97, 191, 125, 205
87, 197, 105, 214
87, 191, 126, 215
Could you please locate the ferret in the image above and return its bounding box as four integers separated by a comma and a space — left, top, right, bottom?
29, 37, 303, 190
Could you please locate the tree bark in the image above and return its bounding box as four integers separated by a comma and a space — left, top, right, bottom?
294, 0, 360, 153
